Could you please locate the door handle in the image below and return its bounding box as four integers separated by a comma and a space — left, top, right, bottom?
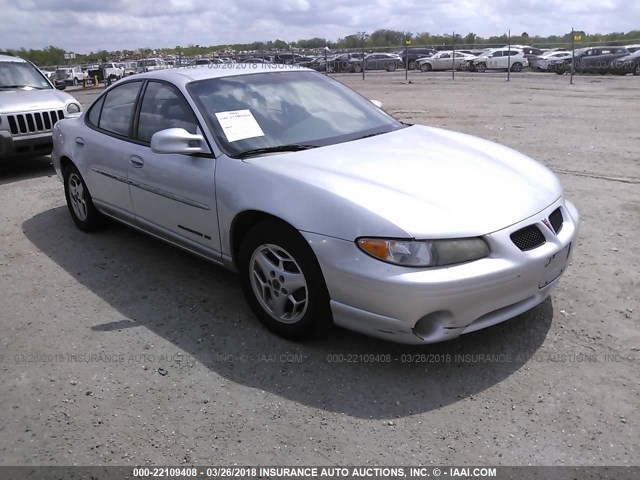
74, 137, 84, 146
129, 155, 144, 168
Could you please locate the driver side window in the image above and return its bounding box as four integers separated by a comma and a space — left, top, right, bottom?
136, 81, 198, 144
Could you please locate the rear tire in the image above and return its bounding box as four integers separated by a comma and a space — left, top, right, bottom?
510, 62, 523, 72
73, 78, 78, 86
353, 64, 362, 73
63, 163, 103, 232
238, 222, 333, 340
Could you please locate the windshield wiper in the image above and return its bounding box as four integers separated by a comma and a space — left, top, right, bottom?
237, 144, 318, 159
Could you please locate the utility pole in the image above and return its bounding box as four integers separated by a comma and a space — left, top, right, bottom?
507, 29, 511, 82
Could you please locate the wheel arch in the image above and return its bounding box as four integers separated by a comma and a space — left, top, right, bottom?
229, 210, 299, 267
59, 155, 74, 174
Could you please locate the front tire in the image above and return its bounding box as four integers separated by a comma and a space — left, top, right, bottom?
420, 62, 432, 72
238, 222, 332, 340
353, 63, 362, 73
475, 62, 486, 73
63, 164, 103, 232
73, 77, 78, 86
386, 62, 397, 72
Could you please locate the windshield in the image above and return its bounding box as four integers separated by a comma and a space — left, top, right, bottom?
0, 61, 51, 89
187, 70, 404, 157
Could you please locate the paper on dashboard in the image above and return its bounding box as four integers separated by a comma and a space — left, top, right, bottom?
215, 109, 265, 142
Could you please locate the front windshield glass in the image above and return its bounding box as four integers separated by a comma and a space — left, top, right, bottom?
0, 61, 51, 89
187, 70, 404, 157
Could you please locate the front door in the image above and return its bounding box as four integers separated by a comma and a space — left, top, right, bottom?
126, 81, 221, 258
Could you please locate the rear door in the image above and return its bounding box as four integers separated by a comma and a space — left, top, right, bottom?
81, 80, 143, 220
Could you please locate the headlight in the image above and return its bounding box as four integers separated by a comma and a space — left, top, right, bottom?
66, 103, 81, 114
357, 238, 489, 267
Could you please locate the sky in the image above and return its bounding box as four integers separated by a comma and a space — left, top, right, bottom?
1, 0, 638, 53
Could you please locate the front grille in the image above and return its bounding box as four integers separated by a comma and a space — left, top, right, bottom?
6, 110, 65, 135
511, 225, 546, 251
548, 208, 563, 234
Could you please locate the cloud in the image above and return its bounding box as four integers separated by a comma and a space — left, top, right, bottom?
1, 0, 638, 52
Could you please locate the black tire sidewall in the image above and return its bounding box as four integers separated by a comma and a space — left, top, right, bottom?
238, 222, 332, 340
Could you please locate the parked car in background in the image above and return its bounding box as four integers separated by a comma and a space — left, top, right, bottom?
55, 66, 86, 86
88, 63, 124, 83
272, 53, 306, 64
40, 69, 56, 81
50, 65, 579, 344
348, 53, 403, 73
136, 58, 166, 73
416, 51, 475, 72
119, 62, 137, 76
397, 47, 437, 69
529, 51, 573, 71
296, 56, 325, 70
555, 46, 629, 74
0, 53, 81, 159
326, 53, 364, 72
508, 45, 544, 60
609, 50, 640, 75
238, 58, 273, 64
192, 58, 226, 66
470, 48, 528, 72
624, 44, 640, 53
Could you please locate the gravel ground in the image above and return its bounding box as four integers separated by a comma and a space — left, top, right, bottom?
1, 71, 638, 467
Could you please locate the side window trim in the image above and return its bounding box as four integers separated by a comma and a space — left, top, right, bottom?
133, 79, 202, 145
84, 80, 145, 143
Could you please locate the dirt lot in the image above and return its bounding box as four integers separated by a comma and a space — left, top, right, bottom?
1, 71, 638, 467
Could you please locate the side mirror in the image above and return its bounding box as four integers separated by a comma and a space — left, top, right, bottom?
150, 128, 211, 155
370, 99, 383, 108
54, 80, 66, 90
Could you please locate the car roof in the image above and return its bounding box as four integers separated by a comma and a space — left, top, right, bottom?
0, 54, 27, 63
130, 64, 313, 86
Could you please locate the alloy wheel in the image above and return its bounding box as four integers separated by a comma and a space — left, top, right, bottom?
67, 173, 88, 221
249, 244, 308, 324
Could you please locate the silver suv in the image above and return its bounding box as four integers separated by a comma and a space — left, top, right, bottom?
0, 54, 82, 159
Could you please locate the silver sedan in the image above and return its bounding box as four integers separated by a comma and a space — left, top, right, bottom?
51, 65, 579, 344
416, 51, 475, 72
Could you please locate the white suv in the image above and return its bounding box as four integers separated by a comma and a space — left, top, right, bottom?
472, 48, 528, 72
0, 54, 82, 159
55, 66, 87, 86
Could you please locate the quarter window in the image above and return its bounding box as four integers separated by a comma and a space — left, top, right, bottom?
87, 95, 105, 127
136, 82, 198, 144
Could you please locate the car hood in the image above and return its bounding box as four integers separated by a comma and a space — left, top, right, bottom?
0, 88, 74, 114
244, 125, 562, 238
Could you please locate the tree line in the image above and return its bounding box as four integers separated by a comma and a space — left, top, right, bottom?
4, 29, 639, 66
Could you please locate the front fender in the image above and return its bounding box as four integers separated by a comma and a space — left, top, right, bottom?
214, 155, 411, 257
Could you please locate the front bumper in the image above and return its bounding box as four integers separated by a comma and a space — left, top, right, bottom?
0, 130, 54, 159
303, 197, 579, 344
